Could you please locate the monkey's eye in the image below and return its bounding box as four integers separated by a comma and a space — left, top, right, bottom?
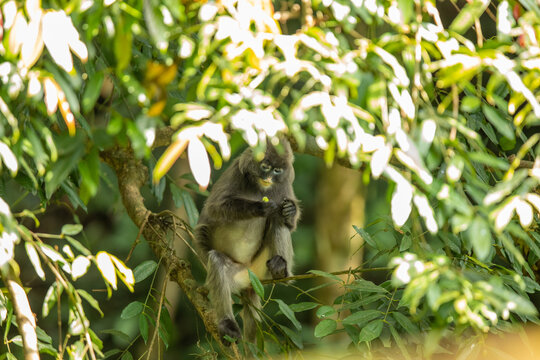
260, 163, 271, 172
273, 168, 283, 174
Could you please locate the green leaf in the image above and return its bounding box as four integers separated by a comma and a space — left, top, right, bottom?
275, 299, 301, 330
61, 224, 83, 236
100, 329, 131, 343
289, 302, 319, 312
342, 309, 381, 326
482, 104, 515, 140
65, 236, 91, 256
44, 134, 85, 199
133, 260, 158, 283
392, 312, 418, 334
248, 270, 264, 299
36, 326, 53, 344
25, 242, 45, 280
121, 301, 144, 320
316, 306, 336, 319
139, 313, 149, 344
468, 152, 510, 171
449, 0, 490, 34
77, 289, 104, 317
397, 0, 413, 24
399, 234, 412, 252
78, 148, 100, 204
461, 96, 481, 112
171, 184, 199, 227
358, 319, 384, 342
82, 72, 105, 114
279, 325, 303, 349
389, 324, 412, 360
121, 352, 134, 360
467, 217, 492, 261
314, 319, 337, 338
308, 269, 342, 283
353, 225, 378, 249
143, 0, 168, 50
346, 279, 388, 293
114, 19, 133, 73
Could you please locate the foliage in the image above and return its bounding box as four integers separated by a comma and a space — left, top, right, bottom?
0, 0, 539, 359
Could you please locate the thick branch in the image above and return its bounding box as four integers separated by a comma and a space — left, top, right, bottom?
1, 267, 39, 360
101, 146, 234, 357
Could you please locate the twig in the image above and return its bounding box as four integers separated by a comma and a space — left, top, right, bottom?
146, 269, 170, 360
507, 154, 535, 169
261, 267, 391, 285
125, 210, 151, 263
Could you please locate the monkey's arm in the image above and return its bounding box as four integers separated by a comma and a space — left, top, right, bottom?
206, 197, 278, 222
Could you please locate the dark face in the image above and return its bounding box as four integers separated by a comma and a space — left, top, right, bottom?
256, 158, 286, 189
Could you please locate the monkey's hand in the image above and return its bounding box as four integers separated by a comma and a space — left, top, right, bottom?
281, 199, 297, 228
266, 255, 289, 279
218, 318, 242, 346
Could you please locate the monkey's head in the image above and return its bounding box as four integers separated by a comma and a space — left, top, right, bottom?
239, 140, 294, 190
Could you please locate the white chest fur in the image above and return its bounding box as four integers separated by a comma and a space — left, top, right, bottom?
213, 218, 266, 264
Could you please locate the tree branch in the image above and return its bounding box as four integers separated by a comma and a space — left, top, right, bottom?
1, 267, 39, 360
101, 146, 237, 359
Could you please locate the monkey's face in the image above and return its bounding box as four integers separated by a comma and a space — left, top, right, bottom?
256, 160, 285, 189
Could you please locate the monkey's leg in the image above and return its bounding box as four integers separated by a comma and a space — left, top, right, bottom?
206, 250, 242, 344
241, 288, 261, 344
265, 222, 294, 279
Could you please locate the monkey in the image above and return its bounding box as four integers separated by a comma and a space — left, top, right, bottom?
194, 138, 300, 344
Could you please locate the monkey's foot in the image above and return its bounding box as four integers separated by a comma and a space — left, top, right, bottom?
267, 255, 289, 279
218, 318, 241, 346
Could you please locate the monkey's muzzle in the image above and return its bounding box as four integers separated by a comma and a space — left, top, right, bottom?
258, 178, 273, 188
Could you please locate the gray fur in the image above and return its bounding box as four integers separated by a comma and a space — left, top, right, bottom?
194, 139, 300, 344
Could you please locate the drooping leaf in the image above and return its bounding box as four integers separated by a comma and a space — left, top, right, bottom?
77, 289, 104, 317
482, 104, 515, 140
279, 325, 304, 349
248, 270, 264, 299
275, 299, 301, 330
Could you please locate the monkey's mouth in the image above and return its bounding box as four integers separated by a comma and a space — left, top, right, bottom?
258, 178, 273, 188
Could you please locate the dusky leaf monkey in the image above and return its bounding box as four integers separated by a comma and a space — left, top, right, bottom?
194, 138, 300, 344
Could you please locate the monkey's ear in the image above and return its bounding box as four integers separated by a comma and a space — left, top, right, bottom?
238, 148, 254, 174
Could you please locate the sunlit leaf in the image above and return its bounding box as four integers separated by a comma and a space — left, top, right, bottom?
71, 256, 91, 280
153, 139, 188, 184
449, 0, 490, 34
42, 282, 63, 317
25, 242, 45, 280
187, 137, 211, 189
96, 251, 117, 290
